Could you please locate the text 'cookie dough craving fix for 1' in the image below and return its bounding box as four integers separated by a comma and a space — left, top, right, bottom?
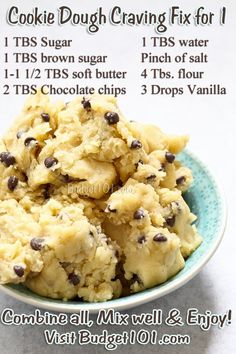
0, 92, 202, 302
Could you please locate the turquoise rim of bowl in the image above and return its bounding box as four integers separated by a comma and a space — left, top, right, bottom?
0, 150, 227, 313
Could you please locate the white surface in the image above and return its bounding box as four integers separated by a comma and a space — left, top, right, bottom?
0, 0, 236, 353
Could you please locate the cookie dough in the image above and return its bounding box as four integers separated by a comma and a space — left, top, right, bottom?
0, 92, 202, 302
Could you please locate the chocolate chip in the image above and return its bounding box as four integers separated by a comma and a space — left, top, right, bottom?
176, 176, 186, 185
130, 140, 142, 149
61, 174, 73, 183
153, 233, 168, 242
16, 130, 26, 139
165, 152, 175, 163
63, 175, 85, 183
0, 152, 16, 167
107, 205, 117, 213
68, 272, 80, 285
130, 274, 142, 285
30, 238, 44, 251
7, 176, 18, 191
41, 113, 50, 122
89, 231, 94, 237
166, 215, 175, 227
44, 157, 58, 168
147, 174, 156, 181
137, 235, 146, 244
63, 174, 71, 183
43, 184, 51, 199
22, 173, 28, 182
134, 209, 145, 220
24, 137, 37, 147
81, 97, 91, 110
104, 112, 120, 125
13, 265, 24, 277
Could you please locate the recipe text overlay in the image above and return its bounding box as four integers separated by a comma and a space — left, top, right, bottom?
6, 6, 226, 34
0, 308, 232, 350
2, 35, 227, 97
1, 4, 228, 97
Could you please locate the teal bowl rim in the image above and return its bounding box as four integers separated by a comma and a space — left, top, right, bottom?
0, 149, 227, 313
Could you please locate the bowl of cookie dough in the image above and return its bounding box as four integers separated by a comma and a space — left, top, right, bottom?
0, 93, 226, 312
